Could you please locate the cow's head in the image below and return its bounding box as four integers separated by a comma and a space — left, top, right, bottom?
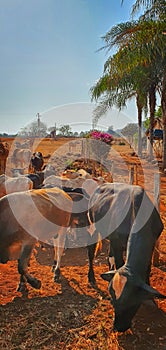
101, 269, 166, 332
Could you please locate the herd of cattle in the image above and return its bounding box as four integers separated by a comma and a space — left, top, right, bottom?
0, 146, 165, 333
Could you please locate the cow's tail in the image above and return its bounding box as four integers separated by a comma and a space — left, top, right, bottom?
94, 232, 102, 257
87, 209, 102, 256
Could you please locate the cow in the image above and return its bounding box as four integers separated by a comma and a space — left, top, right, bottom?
62, 168, 92, 179
41, 180, 107, 283
25, 167, 57, 188
6, 171, 44, 190
25, 173, 45, 189
42, 175, 106, 195
0, 141, 9, 157
87, 182, 165, 331
0, 141, 9, 174
0, 187, 73, 292
42, 174, 87, 189
11, 148, 31, 170
52, 189, 90, 282
42, 175, 69, 188
0, 174, 33, 198
30, 152, 44, 173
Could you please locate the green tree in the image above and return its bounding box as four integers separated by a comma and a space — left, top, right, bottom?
91, 14, 165, 161
129, 0, 166, 19
91, 31, 150, 156
155, 105, 162, 118
124, 0, 166, 165
58, 124, 72, 136
79, 131, 90, 137
143, 105, 162, 129
73, 131, 79, 137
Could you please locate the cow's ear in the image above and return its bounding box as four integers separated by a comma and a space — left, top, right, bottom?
101, 270, 116, 282
139, 282, 166, 299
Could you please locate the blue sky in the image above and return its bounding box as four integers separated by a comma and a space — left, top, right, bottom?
0, 0, 138, 134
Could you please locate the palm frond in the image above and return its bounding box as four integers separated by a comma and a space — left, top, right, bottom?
131, 0, 166, 19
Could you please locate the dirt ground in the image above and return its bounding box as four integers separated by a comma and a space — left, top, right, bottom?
0, 137, 165, 350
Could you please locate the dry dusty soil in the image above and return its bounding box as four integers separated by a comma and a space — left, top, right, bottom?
0, 137, 165, 349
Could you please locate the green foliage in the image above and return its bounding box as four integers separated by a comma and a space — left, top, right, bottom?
131, 0, 166, 20
143, 105, 162, 129
58, 124, 72, 136
155, 105, 162, 118
143, 118, 150, 129
0, 133, 10, 137
90, 0, 166, 132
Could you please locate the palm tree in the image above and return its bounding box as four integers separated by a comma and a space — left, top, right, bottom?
122, 0, 166, 166
91, 51, 149, 156
130, 0, 166, 19
91, 17, 166, 162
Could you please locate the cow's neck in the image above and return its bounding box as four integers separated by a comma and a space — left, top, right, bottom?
124, 229, 155, 281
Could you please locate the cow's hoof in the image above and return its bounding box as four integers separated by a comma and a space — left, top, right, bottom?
54, 274, 61, 283
52, 260, 57, 272
32, 279, 41, 289
17, 283, 27, 293
28, 277, 41, 289
53, 267, 60, 283
88, 279, 96, 287
88, 272, 96, 286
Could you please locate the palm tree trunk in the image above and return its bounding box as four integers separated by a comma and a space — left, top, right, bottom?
148, 84, 156, 161
161, 73, 166, 170
136, 95, 143, 157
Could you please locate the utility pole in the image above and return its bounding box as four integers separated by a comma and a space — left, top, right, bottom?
55, 122, 57, 137
37, 113, 41, 138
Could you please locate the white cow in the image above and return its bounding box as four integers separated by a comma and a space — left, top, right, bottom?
43, 175, 87, 189
11, 148, 31, 170
0, 174, 33, 198
42, 174, 109, 196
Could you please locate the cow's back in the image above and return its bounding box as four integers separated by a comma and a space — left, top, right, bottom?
88, 183, 148, 239
0, 187, 73, 261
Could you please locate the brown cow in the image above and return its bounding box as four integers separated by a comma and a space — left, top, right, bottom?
0, 187, 73, 292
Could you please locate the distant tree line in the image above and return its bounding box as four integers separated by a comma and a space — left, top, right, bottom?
1, 119, 147, 141
0, 121, 123, 138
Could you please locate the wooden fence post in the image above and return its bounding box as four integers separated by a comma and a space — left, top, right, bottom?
129, 166, 134, 184
129, 163, 138, 185
134, 164, 138, 185
81, 139, 84, 157
153, 172, 161, 266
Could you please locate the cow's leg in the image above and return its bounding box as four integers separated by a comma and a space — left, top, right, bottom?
145, 263, 151, 285
110, 237, 125, 269
86, 229, 101, 285
108, 244, 116, 270
87, 242, 97, 285
52, 228, 67, 283
17, 245, 41, 292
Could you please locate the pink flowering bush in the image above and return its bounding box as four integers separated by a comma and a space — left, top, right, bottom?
89, 130, 113, 145
86, 130, 113, 160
